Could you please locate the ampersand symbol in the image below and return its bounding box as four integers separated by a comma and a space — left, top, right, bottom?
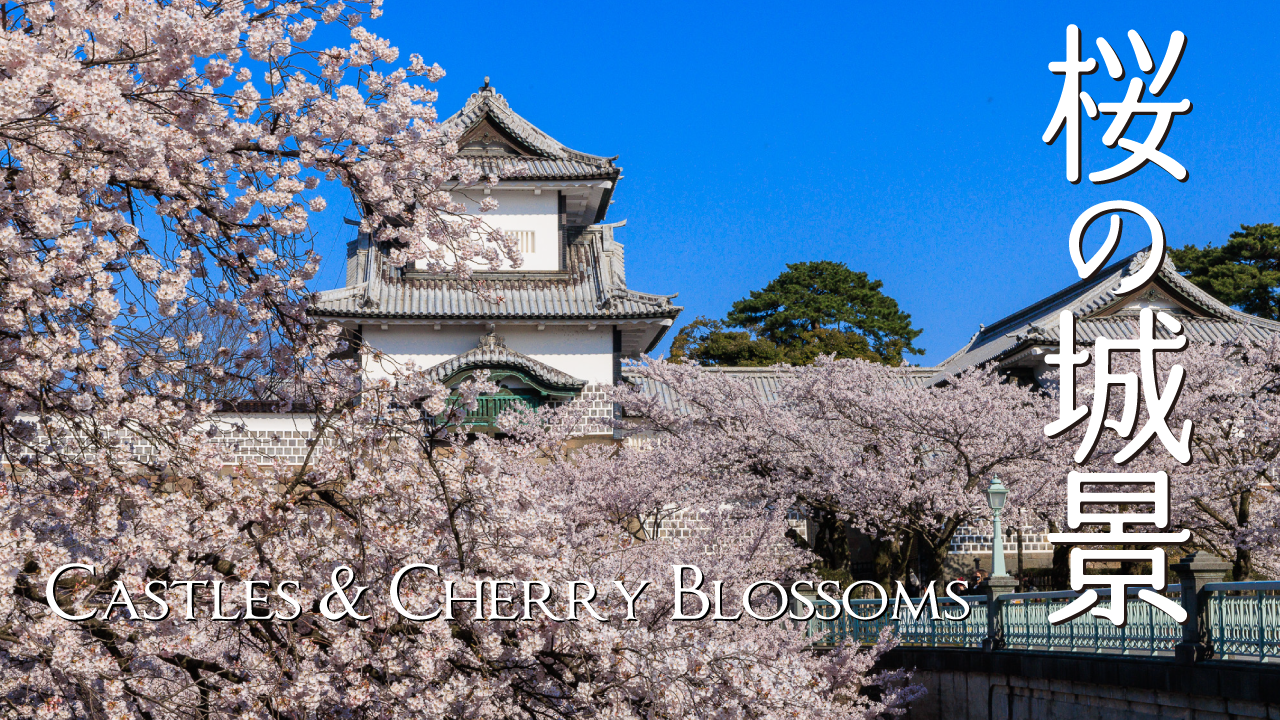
320, 566, 371, 621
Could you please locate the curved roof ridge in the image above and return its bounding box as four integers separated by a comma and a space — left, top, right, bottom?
1061, 249, 1276, 326
923, 246, 1280, 386
1153, 255, 1280, 326
441, 84, 615, 167
973, 246, 1243, 347
975, 254, 1134, 343
932, 327, 986, 369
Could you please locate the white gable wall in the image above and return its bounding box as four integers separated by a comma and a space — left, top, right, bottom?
417, 190, 560, 272
361, 323, 613, 386
1102, 288, 1189, 315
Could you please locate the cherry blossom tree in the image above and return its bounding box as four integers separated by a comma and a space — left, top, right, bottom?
618, 333, 1280, 588
0, 2, 917, 717
1071, 340, 1280, 582
612, 357, 1065, 584
5, 364, 919, 717
0, 0, 521, 480
1171, 340, 1280, 580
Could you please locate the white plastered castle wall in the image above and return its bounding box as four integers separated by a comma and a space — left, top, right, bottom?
361, 323, 614, 386
417, 190, 560, 272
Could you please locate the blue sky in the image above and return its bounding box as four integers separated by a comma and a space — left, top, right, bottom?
309, 1, 1280, 365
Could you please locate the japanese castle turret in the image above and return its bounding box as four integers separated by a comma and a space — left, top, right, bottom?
309, 80, 683, 434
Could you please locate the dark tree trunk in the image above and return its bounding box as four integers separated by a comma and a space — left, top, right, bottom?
1048, 520, 1070, 591
1234, 546, 1253, 582
1235, 490, 1253, 581
924, 536, 951, 585
807, 507, 852, 578
873, 538, 898, 587
1016, 526, 1025, 580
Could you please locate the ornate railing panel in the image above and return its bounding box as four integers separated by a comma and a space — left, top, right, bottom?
897, 598, 988, 648
804, 596, 986, 649
805, 600, 890, 647
1000, 589, 1181, 654
434, 393, 541, 430
467, 394, 539, 426
1205, 581, 1280, 661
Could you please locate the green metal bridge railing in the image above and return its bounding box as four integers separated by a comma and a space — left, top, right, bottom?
804, 581, 1280, 662
1205, 581, 1280, 661
805, 595, 987, 649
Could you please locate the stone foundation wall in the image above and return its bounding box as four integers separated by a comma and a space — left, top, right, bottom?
949, 524, 1052, 555
569, 383, 612, 436
906, 669, 1279, 720
882, 648, 1280, 720
943, 551, 1054, 581
209, 426, 330, 467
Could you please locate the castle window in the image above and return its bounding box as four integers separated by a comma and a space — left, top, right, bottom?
507, 230, 535, 254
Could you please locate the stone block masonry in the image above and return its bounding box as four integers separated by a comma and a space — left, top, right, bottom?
571, 383, 613, 436
883, 648, 1280, 720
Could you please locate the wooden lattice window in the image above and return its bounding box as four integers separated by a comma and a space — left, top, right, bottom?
507, 230, 535, 254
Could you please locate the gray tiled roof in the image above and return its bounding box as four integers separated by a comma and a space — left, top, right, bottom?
627, 363, 788, 404
463, 157, 618, 181
1026, 317, 1279, 345
899, 366, 940, 388
619, 364, 932, 415
925, 248, 1280, 384
426, 335, 585, 393
441, 85, 619, 181
312, 237, 682, 322
620, 366, 791, 415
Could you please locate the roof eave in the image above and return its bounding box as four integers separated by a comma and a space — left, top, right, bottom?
307, 309, 683, 322
643, 316, 679, 355
593, 176, 618, 224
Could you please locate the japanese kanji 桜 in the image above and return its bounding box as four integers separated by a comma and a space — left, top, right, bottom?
1046, 473, 1190, 626
1044, 25, 1191, 184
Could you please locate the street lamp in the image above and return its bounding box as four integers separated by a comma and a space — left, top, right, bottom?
986, 476, 1010, 578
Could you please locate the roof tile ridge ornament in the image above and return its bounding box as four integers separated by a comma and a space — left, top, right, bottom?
469, 76, 506, 105
355, 243, 390, 309
585, 229, 614, 310
1011, 324, 1052, 343
478, 330, 504, 350
1127, 247, 1151, 273
610, 287, 678, 306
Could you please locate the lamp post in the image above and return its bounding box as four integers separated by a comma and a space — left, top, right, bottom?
982, 476, 1017, 651
986, 476, 1010, 578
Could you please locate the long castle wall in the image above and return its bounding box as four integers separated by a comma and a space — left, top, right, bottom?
907, 669, 1278, 720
